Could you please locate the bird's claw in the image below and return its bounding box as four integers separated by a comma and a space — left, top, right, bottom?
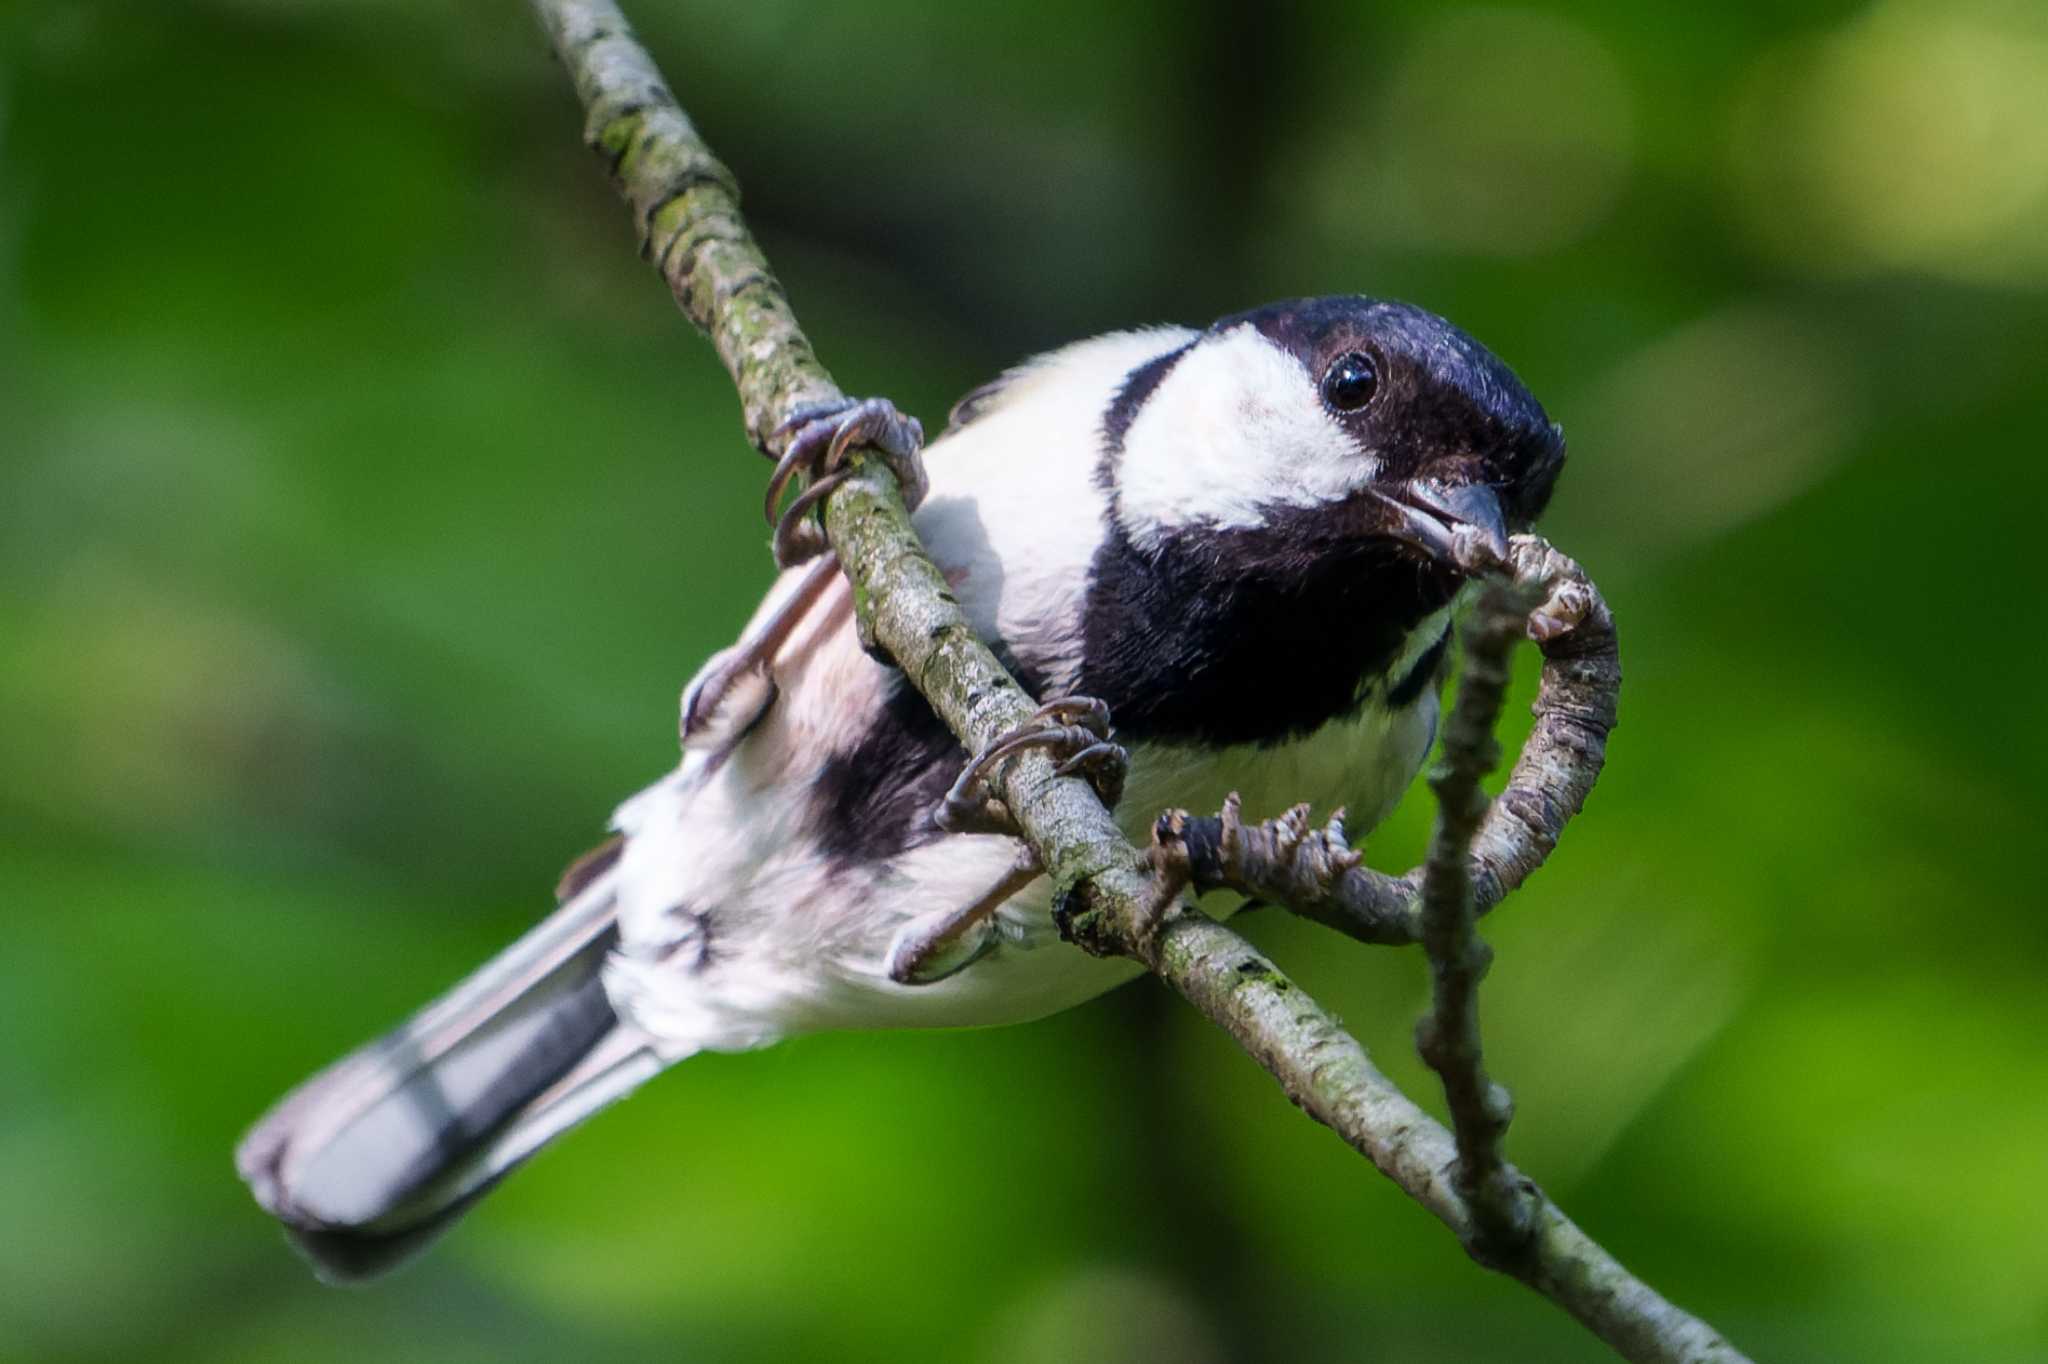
933, 697, 1127, 836
765, 397, 927, 568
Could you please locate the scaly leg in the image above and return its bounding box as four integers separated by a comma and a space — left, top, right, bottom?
886, 848, 1043, 985
680, 554, 840, 753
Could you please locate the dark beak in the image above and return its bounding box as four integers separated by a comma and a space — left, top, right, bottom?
1374, 481, 1510, 571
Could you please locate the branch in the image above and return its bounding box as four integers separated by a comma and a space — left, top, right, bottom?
530, 0, 1154, 920
532, 2, 830, 448
529, 5, 1747, 1360
1126, 903, 1746, 1362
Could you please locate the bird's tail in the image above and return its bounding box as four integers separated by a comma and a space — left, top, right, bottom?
236, 866, 667, 1281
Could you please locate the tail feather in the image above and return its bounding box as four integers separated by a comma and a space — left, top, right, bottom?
237, 875, 665, 1281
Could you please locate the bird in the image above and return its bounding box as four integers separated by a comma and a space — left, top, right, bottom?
236, 294, 1567, 1280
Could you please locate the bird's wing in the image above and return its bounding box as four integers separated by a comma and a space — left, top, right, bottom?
943, 370, 1026, 434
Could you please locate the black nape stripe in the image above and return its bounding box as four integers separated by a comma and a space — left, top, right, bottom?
1097, 338, 1196, 487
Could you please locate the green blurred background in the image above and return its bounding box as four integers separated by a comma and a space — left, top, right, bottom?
4, 0, 2045, 1359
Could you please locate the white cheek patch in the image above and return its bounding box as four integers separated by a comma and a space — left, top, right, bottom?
1113, 326, 1380, 545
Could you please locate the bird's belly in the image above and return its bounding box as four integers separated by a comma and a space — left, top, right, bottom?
802, 695, 1440, 1032
1118, 695, 1439, 837
606, 696, 1436, 1048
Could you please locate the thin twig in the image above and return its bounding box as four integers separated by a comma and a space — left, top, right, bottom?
529, 5, 1745, 1360
1416, 577, 1543, 1257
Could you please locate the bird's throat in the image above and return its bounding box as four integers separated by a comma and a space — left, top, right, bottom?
1076, 517, 1458, 747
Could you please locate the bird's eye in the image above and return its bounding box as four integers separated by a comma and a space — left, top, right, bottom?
1322, 352, 1379, 412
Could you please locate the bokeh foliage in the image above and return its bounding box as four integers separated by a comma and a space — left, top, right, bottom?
3, 1, 2045, 1360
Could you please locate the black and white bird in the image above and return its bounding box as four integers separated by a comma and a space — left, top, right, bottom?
237, 295, 1566, 1278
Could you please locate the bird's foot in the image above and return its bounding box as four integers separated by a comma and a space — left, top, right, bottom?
933, 696, 1127, 836
1509, 534, 1602, 646
765, 397, 927, 567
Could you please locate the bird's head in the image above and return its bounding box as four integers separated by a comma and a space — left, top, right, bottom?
1109, 295, 1565, 573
